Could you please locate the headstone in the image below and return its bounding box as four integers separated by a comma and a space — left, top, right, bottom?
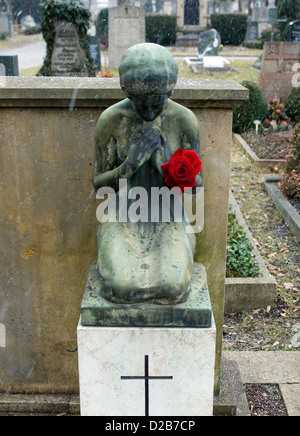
89, 36, 101, 72
0, 0, 12, 36
291, 20, 300, 42
39, 0, 94, 77
0, 55, 19, 76
108, 2, 145, 69
259, 42, 300, 102
51, 20, 90, 77
198, 29, 221, 61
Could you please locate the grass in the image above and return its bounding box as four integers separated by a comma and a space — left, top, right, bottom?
176, 58, 259, 83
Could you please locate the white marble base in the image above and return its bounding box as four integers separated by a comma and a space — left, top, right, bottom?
77, 318, 216, 416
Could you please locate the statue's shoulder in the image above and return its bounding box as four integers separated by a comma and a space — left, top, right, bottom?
166, 100, 199, 129
95, 99, 133, 138
99, 99, 133, 122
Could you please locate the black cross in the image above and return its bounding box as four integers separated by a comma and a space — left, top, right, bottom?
121, 355, 173, 416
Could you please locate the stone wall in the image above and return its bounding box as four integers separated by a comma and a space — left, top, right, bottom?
259, 42, 300, 103
0, 77, 248, 394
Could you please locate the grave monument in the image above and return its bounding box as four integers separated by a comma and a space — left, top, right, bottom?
0, 55, 18, 76
38, 0, 94, 77
0, 0, 12, 36
108, 0, 145, 69
78, 43, 216, 416
259, 42, 300, 103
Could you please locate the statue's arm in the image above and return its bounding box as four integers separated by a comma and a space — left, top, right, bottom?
93, 115, 135, 192
93, 112, 162, 192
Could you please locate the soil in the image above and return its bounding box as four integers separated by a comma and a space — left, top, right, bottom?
289, 197, 300, 214
227, 142, 299, 416
241, 129, 293, 160
225, 141, 300, 352
245, 384, 288, 416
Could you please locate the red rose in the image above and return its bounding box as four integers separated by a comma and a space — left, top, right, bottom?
161, 147, 202, 192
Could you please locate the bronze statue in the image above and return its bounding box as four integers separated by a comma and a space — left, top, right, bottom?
93, 43, 202, 305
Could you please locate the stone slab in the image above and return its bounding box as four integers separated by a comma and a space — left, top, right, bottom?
0, 55, 19, 76
81, 262, 212, 328
223, 351, 300, 384
0, 77, 249, 108
264, 178, 300, 242
279, 384, 300, 416
224, 191, 277, 313
213, 359, 250, 416
77, 319, 216, 416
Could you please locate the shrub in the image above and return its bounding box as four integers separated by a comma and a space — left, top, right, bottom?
226, 206, 260, 278
95, 7, 108, 47
210, 13, 248, 46
233, 81, 268, 133
145, 14, 177, 46
285, 86, 300, 124
0, 33, 6, 40
279, 122, 300, 199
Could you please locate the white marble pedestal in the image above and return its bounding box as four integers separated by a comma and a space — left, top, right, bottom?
77, 319, 216, 416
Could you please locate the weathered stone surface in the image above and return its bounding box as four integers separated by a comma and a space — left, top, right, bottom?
81, 262, 212, 327
198, 29, 221, 60
108, 4, 145, 69
0, 77, 249, 108
51, 21, 89, 77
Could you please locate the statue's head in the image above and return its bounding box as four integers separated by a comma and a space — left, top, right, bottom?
119, 43, 178, 121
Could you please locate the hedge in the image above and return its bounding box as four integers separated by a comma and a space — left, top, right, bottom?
145, 15, 177, 46
210, 13, 248, 46
233, 81, 267, 133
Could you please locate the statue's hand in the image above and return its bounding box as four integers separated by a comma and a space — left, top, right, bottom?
126, 127, 162, 171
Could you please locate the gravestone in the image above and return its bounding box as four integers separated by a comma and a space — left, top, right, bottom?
108, 1, 145, 69
89, 36, 101, 73
198, 29, 221, 61
291, 20, 300, 42
51, 21, 90, 77
0, 55, 19, 76
0, 0, 12, 36
259, 42, 300, 102
39, 0, 94, 77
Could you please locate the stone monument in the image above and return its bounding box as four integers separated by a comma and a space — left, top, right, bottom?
198, 29, 221, 60
108, 1, 145, 69
0, 0, 13, 36
78, 43, 216, 416
0, 55, 19, 76
38, 0, 94, 77
259, 42, 300, 103
51, 20, 91, 77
